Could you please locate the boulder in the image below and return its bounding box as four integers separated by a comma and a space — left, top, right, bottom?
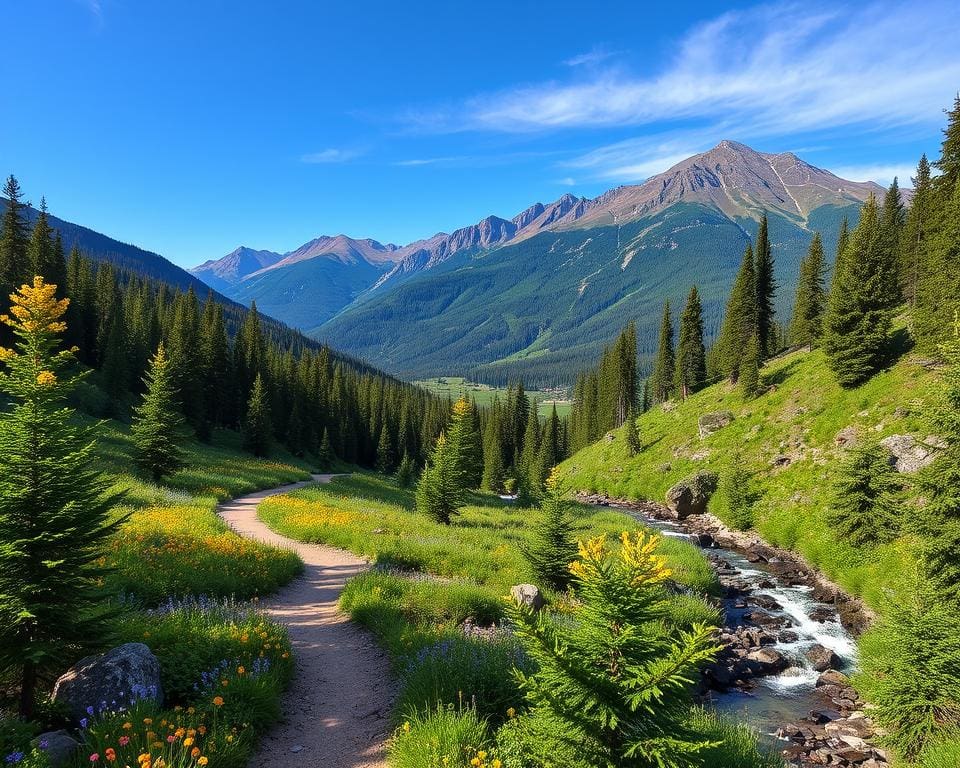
33, 731, 80, 768
745, 648, 789, 674
816, 669, 849, 688
698, 411, 734, 438
664, 470, 719, 519
510, 584, 545, 611
834, 426, 858, 449
880, 434, 941, 473
52, 643, 162, 724
805, 643, 842, 672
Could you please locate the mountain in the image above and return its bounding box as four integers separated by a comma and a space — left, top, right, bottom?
191, 246, 284, 291
190, 141, 888, 385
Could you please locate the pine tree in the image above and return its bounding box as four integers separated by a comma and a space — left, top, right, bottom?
934, 93, 960, 191
879, 179, 906, 308
375, 423, 395, 474
395, 452, 415, 488
625, 406, 642, 456
0, 278, 120, 718
518, 400, 541, 497
902, 156, 934, 317
716, 244, 757, 382
521, 470, 578, 591
131, 342, 186, 482
0, 175, 29, 303
721, 453, 755, 530
415, 432, 464, 524
832, 217, 850, 284
754, 213, 777, 358
790, 232, 827, 348
317, 427, 334, 468
740, 332, 761, 399
507, 532, 718, 767
822, 195, 895, 387
534, 403, 562, 485
26, 198, 54, 282
481, 406, 506, 493
242, 373, 272, 457
675, 286, 706, 399
829, 441, 901, 548
650, 301, 675, 403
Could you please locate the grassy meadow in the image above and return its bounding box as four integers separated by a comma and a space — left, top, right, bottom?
413, 376, 572, 418
558, 341, 936, 613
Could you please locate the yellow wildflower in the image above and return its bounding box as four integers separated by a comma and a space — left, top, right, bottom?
198, 759, 208, 766
183, 738, 194, 747
0, 347, 13, 362
212, 696, 224, 707
36, 370, 56, 386
506, 707, 516, 719
402, 721, 411, 733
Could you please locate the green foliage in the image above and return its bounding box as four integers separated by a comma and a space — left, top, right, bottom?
241, 373, 271, 457
829, 441, 901, 548
720, 453, 755, 531
684, 708, 785, 768
416, 432, 465, 525
822, 194, 897, 387
651, 302, 676, 403
856, 571, 960, 760
131, 342, 186, 481
388, 704, 490, 768
715, 245, 756, 383
521, 473, 578, 591
395, 452, 416, 488
753, 214, 778, 359
790, 232, 827, 348
625, 407, 642, 457
918, 732, 960, 768
739, 333, 761, 399
675, 286, 707, 400
0, 279, 122, 718
507, 532, 719, 768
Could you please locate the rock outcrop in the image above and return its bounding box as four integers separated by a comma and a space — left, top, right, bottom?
52, 643, 162, 724
510, 584, 545, 611
698, 411, 734, 438
880, 433, 942, 473
665, 470, 719, 519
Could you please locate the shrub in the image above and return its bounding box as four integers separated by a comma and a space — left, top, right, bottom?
507, 532, 719, 768
829, 441, 901, 547
918, 731, 960, 768
686, 708, 785, 768
720, 453, 756, 531
493, 709, 600, 768
521, 471, 577, 591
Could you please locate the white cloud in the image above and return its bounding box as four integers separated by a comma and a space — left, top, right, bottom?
560, 133, 715, 182
407, 2, 960, 137
556, 177, 577, 186
393, 157, 461, 167
563, 46, 618, 68
831, 163, 920, 187
300, 148, 364, 164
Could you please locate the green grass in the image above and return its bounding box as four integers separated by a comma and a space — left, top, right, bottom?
412, 376, 571, 418
94, 419, 311, 603
258, 473, 718, 596
558, 341, 936, 613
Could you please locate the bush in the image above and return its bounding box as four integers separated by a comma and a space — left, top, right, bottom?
398, 636, 529, 725
493, 709, 599, 768
388, 704, 490, 768
686, 708, 785, 768
918, 731, 960, 768
720, 453, 756, 531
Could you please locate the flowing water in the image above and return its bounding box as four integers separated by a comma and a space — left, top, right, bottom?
620, 510, 859, 744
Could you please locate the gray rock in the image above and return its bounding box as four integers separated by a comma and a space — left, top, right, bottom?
698, 411, 734, 438
880, 434, 940, 473
510, 584, 545, 611
33, 731, 80, 768
816, 669, 849, 688
805, 643, 842, 672
746, 647, 789, 674
664, 470, 719, 519
52, 643, 162, 724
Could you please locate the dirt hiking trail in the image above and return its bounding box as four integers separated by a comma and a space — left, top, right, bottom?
218, 474, 394, 768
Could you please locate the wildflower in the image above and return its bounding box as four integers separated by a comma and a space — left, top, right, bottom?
197, 726, 207, 736
80, 718, 89, 729
0, 347, 13, 362
478, 752, 487, 760
470, 759, 480, 767
5, 752, 25, 765
183, 738, 194, 747
105, 749, 116, 762
191, 748, 200, 758
138, 755, 151, 764
493, 761, 502, 768
402, 721, 411, 733
166, 736, 175, 744
506, 707, 515, 719
123, 722, 133, 730
36, 370, 56, 386
198, 759, 208, 766
119, 737, 130, 747
89, 754, 100, 763
237, 666, 245, 675
212, 696, 224, 707
143, 718, 153, 725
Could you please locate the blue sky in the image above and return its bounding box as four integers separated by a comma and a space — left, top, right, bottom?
2, 1, 958, 268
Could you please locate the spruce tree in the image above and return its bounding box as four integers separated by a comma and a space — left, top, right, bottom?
317, 427, 334, 468
754, 213, 777, 358
625, 406, 642, 456
131, 343, 186, 482
521, 470, 578, 591
481, 407, 506, 493
721, 453, 755, 530
26, 198, 54, 282
650, 300, 675, 403
829, 441, 901, 547
534, 403, 562, 485
675, 285, 706, 399
0, 278, 120, 718
415, 432, 464, 524
902, 156, 934, 318
0, 175, 29, 301
878, 179, 906, 308
242, 373, 272, 457
740, 332, 761, 399
395, 452, 415, 488
790, 232, 827, 348
716, 244, 756, 382
934, 93, 960, 191
375, 423, 395, 474
507, 532, 718, 767
822, 195, 895, 387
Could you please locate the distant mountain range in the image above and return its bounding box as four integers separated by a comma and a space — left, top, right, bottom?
191, 140, 889, 385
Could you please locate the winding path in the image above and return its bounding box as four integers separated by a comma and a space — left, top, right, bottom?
218, 474, 394, 768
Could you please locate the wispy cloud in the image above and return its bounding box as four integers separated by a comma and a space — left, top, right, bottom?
300, 148, 365, 164
560, 132, 716, 182
555, 177, 577, 186
405, 2, 960, 138
393, 156, 463, 167
563, 45, 618, 68
831, 163, 920, 187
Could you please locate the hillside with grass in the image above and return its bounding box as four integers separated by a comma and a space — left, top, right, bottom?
558, 336, 934, 612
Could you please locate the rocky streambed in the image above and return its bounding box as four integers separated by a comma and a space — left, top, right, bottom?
578, 493, 891, 768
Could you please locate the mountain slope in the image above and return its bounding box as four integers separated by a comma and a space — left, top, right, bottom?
191, 246, 284, 291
